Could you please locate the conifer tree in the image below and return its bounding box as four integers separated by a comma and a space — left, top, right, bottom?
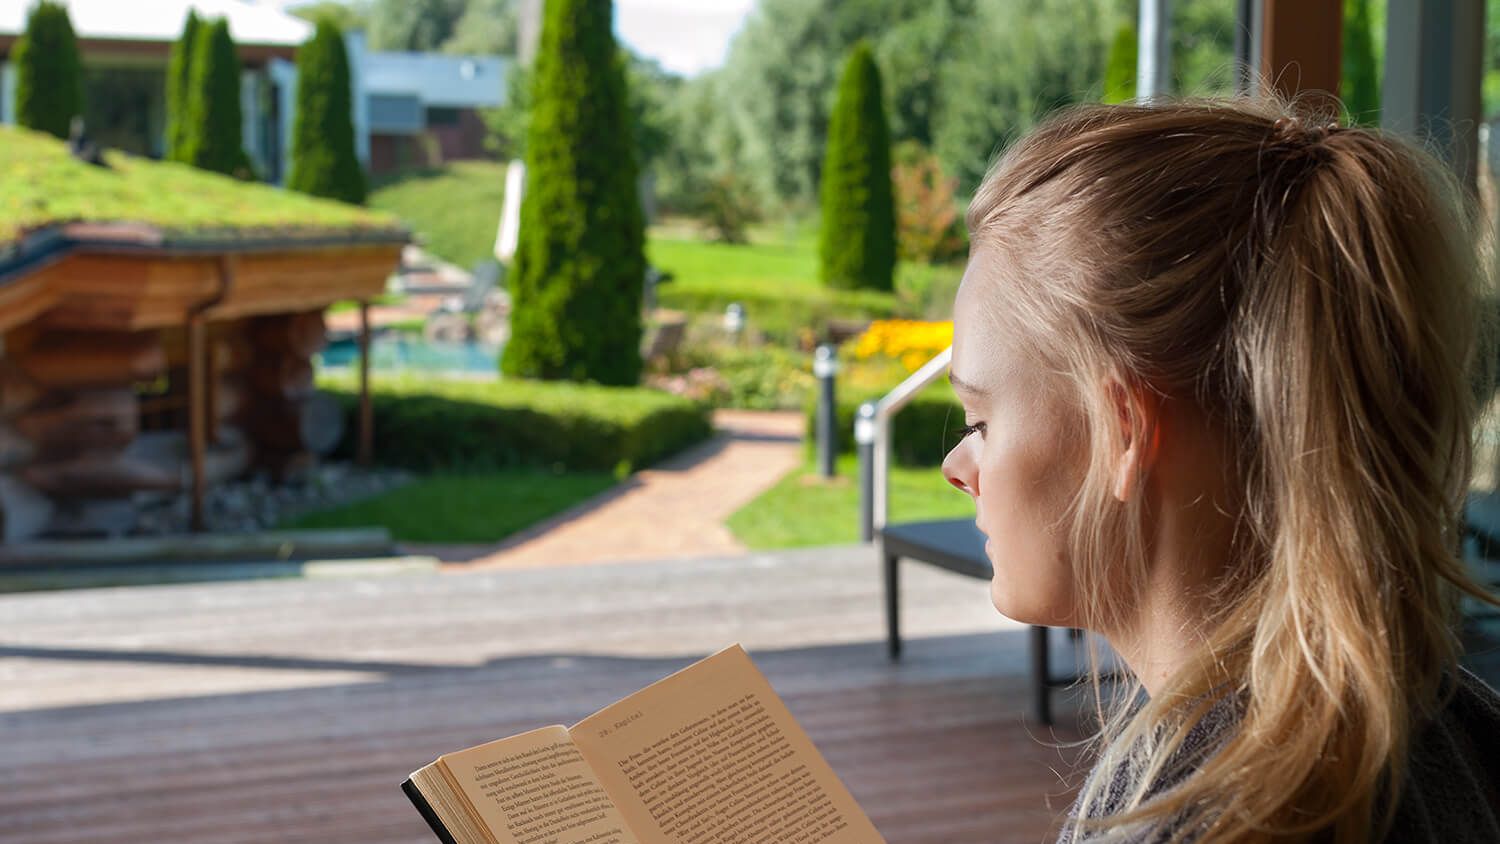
1343, 0, 1380, 125
13, 0, 83, 140
818, 41, 895, 292
182, 18, 248, 177
1103, 23, 1137, 104
288, 19, 366, 203
500, 0, 645, 386
165, 11, 201, 161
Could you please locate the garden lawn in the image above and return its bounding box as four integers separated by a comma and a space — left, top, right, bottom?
726, 453, 974, 549
281, 470, 616, 543
368, 161, 508, 270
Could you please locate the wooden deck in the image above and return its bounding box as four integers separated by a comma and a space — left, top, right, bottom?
0, 545, 1096, 844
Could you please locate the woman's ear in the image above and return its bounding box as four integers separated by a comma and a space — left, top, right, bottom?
1106, 378, 1163, 502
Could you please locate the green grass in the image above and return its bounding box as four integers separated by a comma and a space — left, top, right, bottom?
368, 161, 508, 270
0, 125, 398, 243
726, 453, 975, 549
282, 470, 617, 543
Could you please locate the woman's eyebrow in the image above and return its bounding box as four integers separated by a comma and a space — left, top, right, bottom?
948, 371, 989, 397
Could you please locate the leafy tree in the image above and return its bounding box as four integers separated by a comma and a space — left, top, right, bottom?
1343, 0, 1380, 125
500, 0, 645, 386
289, 19, 366, 204
934, 0, 1122, 193
444, 0, 519, 55
182, 18, 249, 177
290, 1, 368, 32
13, 0, 83, 139
819, 42, 896, 292
1103, 22, 1138, 104
165, 11, 200, 161
366, 0, 465, 51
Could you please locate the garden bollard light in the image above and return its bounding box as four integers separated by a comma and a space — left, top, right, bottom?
723, 302, 745, 345
815, 344, 839, 478
856, 401, 877, 542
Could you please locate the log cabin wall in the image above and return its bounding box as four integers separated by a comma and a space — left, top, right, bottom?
1, 326, 169, 539
245, 310, 331, 480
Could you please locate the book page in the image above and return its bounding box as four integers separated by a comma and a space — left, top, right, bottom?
570, 645, 886, 844
440, 724, 642, 844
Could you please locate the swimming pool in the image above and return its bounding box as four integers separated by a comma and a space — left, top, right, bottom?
317, 336, 501, 375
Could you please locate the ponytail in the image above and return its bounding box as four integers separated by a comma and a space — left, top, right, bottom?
966, 96, 1499, 842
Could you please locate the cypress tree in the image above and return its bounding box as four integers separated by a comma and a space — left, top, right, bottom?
288, 20, 366, 204
13, 0, 82, 140
182, 18, 248, 176
1343, 0, 1380, 125
1103, 23, 1137, 104
165, 11, 201, 162
500, 0, 645, 386
818, 41, 895, 292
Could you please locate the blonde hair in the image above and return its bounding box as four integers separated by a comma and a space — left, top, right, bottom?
966, 96, 1500, 842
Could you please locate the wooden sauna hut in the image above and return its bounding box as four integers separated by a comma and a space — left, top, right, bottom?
0, 126, 407, 542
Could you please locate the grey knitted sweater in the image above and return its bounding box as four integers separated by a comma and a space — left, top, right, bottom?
1059, 668, 1500, 842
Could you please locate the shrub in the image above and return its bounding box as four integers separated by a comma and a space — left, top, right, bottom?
803, 382, 961, 467
13, 1, 82, 140
165, 11, 201, 161
670, 344, 815, 410
289, 19, 367, 204
892, 141, 966, 265
700, 172, 761, 245
319, 374, 713, 474
182, 18, 250, 177
501, 0, 646, 386
655, 284, 902, 347
819, 41, 896, 292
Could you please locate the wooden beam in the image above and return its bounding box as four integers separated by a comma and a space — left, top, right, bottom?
1259, 0, 1342, 107
187, 314, 207, 532
358, 301, 373, 467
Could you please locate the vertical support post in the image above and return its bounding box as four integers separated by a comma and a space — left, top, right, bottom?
856, 401, 876, 542
814, 344, 838, 478
1137, 0, 1172, 100
1259, 0, 1343, 107
1234, 0, 1260, 95
1382, 0, 1485, 196
187, 314, 207, 532
1031, 625, 1052, 726
358, 300, 373, 467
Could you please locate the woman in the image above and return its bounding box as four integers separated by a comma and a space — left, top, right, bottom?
940, 96, 1500, 842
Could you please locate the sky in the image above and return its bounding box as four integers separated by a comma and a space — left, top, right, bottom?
272, 0, 756, 77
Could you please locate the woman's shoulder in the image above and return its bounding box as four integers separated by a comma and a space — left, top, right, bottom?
1389, 666, 1500, 842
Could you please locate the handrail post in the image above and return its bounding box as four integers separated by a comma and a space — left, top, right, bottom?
856, 401, 877, 541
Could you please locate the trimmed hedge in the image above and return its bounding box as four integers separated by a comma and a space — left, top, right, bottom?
803, 382, 961, 467
320, 375, 714, 475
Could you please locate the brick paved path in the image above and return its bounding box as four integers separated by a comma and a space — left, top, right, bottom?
406, 409, 806, 567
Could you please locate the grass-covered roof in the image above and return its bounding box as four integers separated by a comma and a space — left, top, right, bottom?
0, 125, 404, 246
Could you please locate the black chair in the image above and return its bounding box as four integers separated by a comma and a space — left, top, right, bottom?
879, 517, 1080, 725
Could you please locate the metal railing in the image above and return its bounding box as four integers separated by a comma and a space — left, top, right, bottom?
856, 345, 953, 539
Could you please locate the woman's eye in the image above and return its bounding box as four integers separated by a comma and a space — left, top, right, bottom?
955, 422, 986, 440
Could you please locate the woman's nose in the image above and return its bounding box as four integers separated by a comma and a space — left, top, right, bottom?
942, 450, 976, 496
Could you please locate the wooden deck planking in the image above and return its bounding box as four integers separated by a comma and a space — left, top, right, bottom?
0, 545, 1093, 843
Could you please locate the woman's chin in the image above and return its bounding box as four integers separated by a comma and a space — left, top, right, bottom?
988, 564, 1075, 628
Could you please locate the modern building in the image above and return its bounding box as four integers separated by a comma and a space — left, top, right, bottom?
0, 0, 505, 182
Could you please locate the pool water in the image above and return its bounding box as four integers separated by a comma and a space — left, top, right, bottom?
318, 336, 501, 374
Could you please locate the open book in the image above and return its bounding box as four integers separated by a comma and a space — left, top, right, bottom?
402, 644, 886, 844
